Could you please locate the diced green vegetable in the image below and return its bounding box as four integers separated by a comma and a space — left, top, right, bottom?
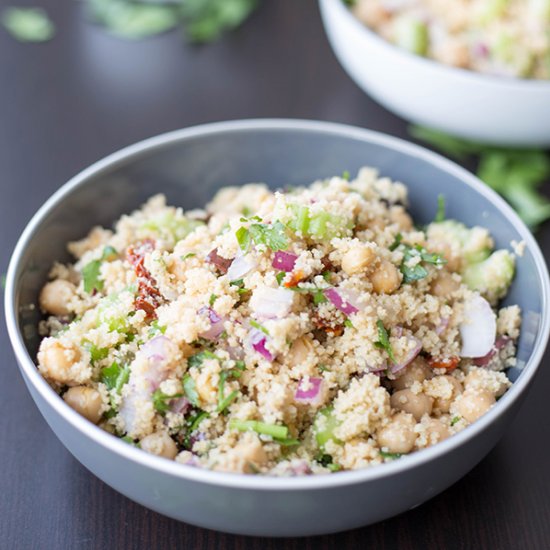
394, 17, 429, 56
229, 419, 290, 440
100, 362, 130, 394
462, 249, 515, 302
427, 220, 492, 265
1, 7, 55, 42
141, 211, 203, 244
286, 204, 353, 240
314, 407, 342, 449
374, 320, 396, 364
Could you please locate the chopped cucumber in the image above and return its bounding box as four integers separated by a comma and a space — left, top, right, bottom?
462, 250, 515, 303
314, 407, 342, 449
394, 17, 429, 56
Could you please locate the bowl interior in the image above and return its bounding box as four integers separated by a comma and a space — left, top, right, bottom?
14, 123, 545, 387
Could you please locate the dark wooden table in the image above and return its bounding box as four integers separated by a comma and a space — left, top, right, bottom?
1, 1, 549, 548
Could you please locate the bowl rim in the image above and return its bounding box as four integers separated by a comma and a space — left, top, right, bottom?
321, 0, 550, 91
5, 118, 550, 491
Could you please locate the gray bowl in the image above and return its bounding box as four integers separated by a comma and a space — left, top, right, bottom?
5, 120, 550, 537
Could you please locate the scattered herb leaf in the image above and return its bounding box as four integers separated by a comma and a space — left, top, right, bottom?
380, 450, 403, 459
152, 388, 182, 414
187, 350, 221, 369
2, 7, 55, 42
250, 319, 269, 335
374, 320, 396, 364
100, 362, 130, 394
183, 374, 200, 407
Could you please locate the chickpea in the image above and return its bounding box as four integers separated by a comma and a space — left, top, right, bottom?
140, 432, 178, 459
37, 339, 85, 386
370, 260, 401, 294
391, 389, 433, 421
39, 279, 76, 316
389, 206, 413, 231
235, 438, 268, 472
377, 412, 417, 454
341, 245, 376, 275
430, 271, 460, 297
424, 418, 450, 445
464, 369, 508, 398
455, 390, 495, 423
63, 386, 103, 424
392, 357, 432, 391
433, 376, 463, 413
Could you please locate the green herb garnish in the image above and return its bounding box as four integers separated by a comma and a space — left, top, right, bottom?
435, 194, 446, 223
100, 362, 130, 394
342, 170, 350, 181
236, 219, 288, 252
183, 374, 200, 407
181, 252, 196, 260
451, 415, 461, 426
380, 450, 403, 459
344, 318, 354, 329
229, 419, 290, 441
152, 388, 183, 414
81, 246, 119, 294
82, 340, 109, 364
187, 350, 221, 369
209, 294, 218, 306
389, 233, 403, 251
148, 320, 166, 337
250, 319, 269, 335
288, 285, 327, 304
374, 320, 396, 364
275, 272, 285, 285
2, 7, 55, 42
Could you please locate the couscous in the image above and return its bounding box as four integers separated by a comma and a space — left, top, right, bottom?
36, 168, 521, 475
350, 0, 550, 79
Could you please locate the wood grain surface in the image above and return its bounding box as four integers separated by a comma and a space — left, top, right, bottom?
1, 1, 549, 548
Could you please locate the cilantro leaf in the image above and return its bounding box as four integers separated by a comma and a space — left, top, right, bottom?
397, 242, 446, 284
380, 450, 403, 459
152, 388, 182, 414
250, 319, 269, 335
82, 260, 103, 294
183, 374, 200, 407
100, 362, 130, 394
2, 7, 55, 42
374, 320, 396, 364
237, 219, 289, 252
187, 350, 221, 369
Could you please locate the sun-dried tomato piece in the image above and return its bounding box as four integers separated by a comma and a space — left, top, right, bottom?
427, 356, 460, 372
126, 239, 163, 320
284, 269, 305, 288
206, 248, 233, 274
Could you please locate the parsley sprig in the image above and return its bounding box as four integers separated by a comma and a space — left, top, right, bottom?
390, 234, 446, 284
374, 320, 396, 364
236, 218, 289, 252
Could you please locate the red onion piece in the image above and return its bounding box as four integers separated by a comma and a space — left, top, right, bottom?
227, 252, 256, 281
294, 377, 323, 404
250, 286, 294, 318
140, 335, 178, 362
390, 338, 422, 374
197, 306, 225, 340
272, 251, 298, 272
393, 325, 403, 338
324, 288, 360, 316
206, 248, 232, 274
473, 336, 511, 367
250, 328, 274, 361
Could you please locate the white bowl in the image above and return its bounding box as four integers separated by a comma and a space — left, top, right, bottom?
319, 0, 550, 147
